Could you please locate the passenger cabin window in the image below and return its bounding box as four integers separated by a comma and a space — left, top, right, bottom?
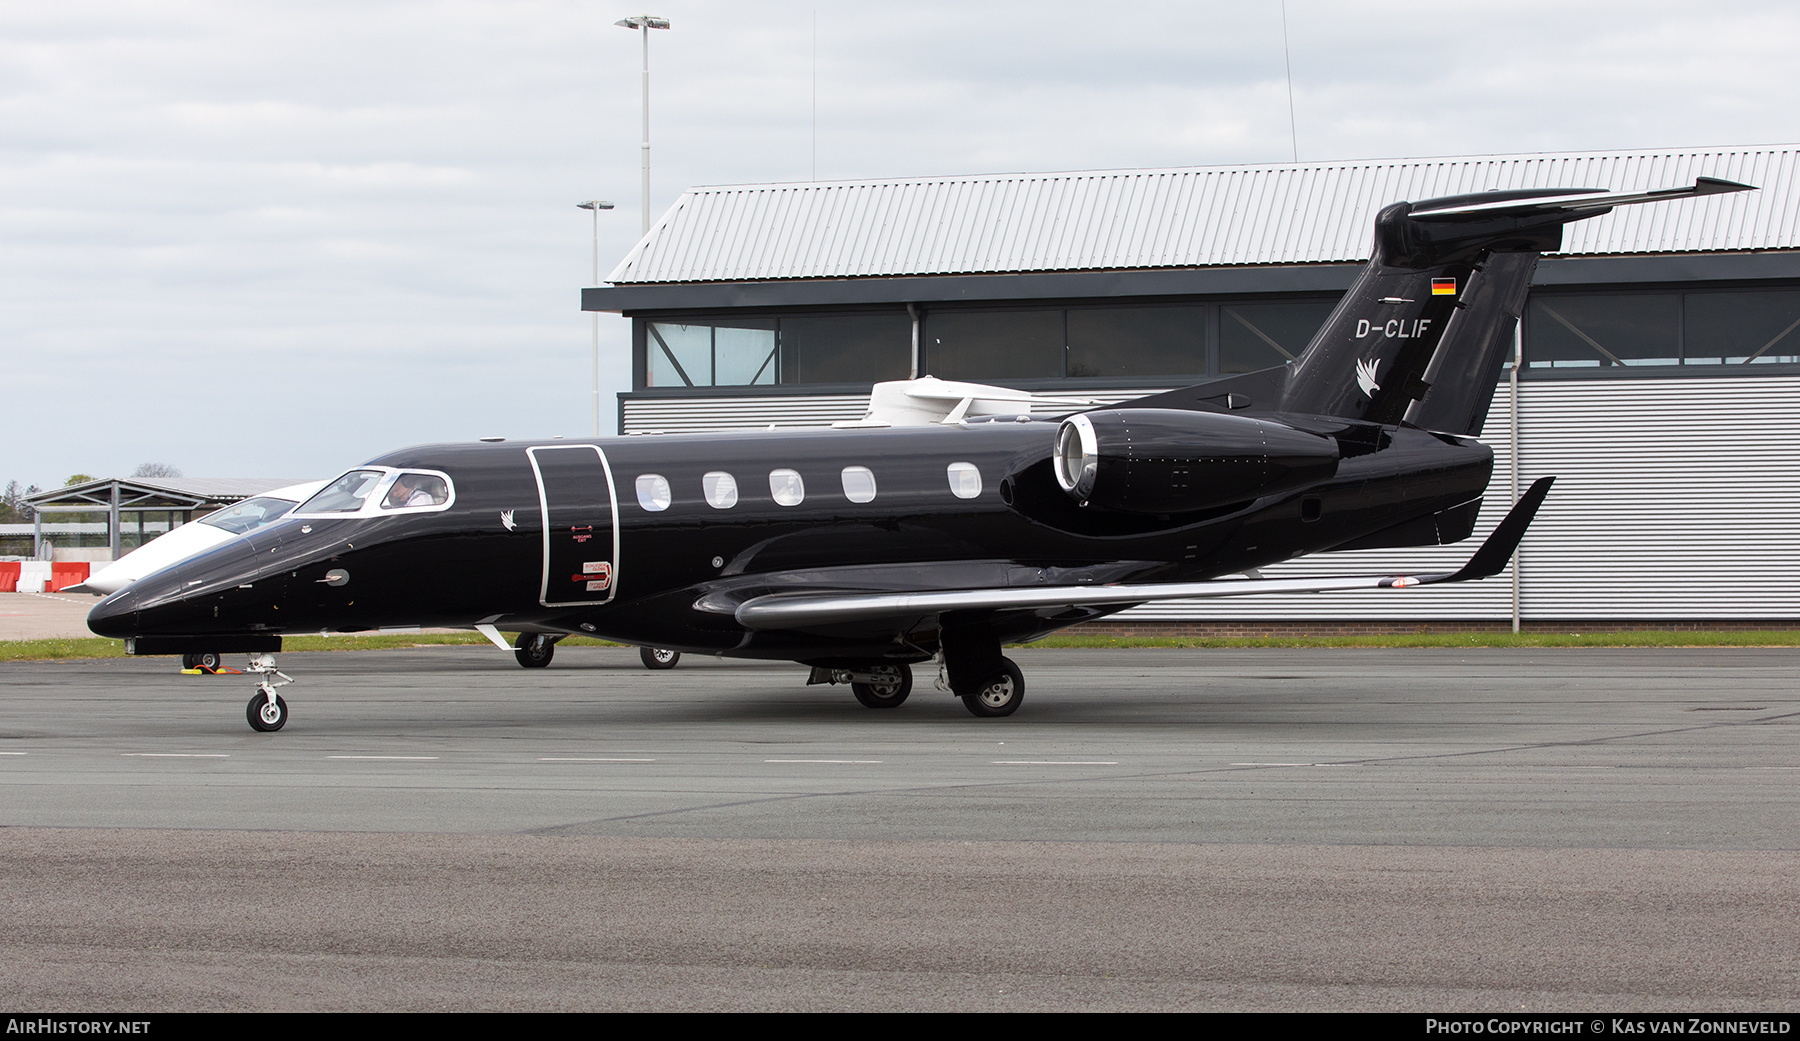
381, 473, 449, 509
840, 466, 877, 503
769, 469, 804, 507
300, 470, 385, 513
702, 471, 738, 509
636, 474, 671, 512
200, 496, 299, 534
946, 462, 982, 500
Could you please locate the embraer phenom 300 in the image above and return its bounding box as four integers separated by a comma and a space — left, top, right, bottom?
89, 177, 1753, 730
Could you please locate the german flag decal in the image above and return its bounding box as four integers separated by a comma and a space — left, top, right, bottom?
1431, 277, 1457, 296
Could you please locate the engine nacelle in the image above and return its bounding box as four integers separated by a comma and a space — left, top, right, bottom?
1053, 408, 1339, 514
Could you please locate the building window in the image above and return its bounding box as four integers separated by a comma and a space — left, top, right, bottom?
779, 314, 911, 384
1525, 287, 1800, 369
927, 310, 1064, 380
1066, 306, 1207, 377
1220, 300, 1338, 373
647, 320, 778, 387
1684, 289, 1800, 365
1526, 294, 1680, 367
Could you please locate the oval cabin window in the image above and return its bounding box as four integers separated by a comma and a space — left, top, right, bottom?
701, 471, 738, 509
946, 462, 983, 500
636, 474, 671, 512
769, 469, 805, 507
840, 466, 877, 503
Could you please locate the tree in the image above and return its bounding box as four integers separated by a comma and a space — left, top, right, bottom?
131, 463, 182, 478
0, 481, 41, 523
63, 474, 94, 486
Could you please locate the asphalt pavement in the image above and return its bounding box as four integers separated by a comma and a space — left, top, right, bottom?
1, 645, 1795, 1010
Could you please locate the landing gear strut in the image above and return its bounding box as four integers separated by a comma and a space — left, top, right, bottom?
806, 663, 914, 708
940, 625, 1025, 718
244, 653, 293, 732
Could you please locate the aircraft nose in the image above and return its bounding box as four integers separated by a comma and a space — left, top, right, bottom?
84, 537, 268, 640
86, 586, 144, 638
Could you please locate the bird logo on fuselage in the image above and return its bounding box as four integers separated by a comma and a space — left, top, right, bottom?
1356, 357, 1381, 398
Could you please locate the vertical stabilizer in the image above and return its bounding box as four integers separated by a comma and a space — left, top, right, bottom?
1271, 178, 1753, 433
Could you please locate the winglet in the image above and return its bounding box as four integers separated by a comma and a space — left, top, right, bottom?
1438, 476, 1555, 583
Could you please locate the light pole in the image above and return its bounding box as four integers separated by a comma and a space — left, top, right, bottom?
614, 15, 669, 236
578, 199, 615, 437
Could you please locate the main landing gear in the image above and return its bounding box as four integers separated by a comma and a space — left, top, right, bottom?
514, 632, 561, 668
805, 646, 1025, 717
956, 657, 1024, 718
181, 651, 222, 671
640, 647, 681, 670
807, 663, 914, 708
244, 653, 293, 732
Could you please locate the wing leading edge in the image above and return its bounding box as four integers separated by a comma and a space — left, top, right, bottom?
731, 478, 1554, 631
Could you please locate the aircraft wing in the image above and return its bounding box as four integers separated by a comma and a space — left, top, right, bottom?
731, 477, 1553, 632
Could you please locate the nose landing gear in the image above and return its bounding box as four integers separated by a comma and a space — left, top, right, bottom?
244, 654, 294, 732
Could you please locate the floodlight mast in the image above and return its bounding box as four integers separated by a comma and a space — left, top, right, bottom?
615, 16, 670, 236
577, 199, 615, 436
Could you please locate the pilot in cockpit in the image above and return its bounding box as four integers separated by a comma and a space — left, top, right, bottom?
383, 473, 448, 509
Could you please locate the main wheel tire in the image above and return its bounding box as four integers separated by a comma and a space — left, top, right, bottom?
640, 647, 681, 670
247, 693, 288, 732
960, 657, 1024, 718
852, 663, 912, 709
514, 633, 554, 668
182, 652, 222, 671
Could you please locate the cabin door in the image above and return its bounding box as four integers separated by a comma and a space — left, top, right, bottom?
528, 444, 619, 607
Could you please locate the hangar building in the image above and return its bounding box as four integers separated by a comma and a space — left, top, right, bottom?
583, 146, 1800, 631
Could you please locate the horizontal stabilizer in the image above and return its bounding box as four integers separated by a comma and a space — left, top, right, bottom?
1408, 177, 1753, 221
729, 478, 1556, 630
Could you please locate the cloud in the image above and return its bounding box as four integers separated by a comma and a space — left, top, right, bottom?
3, 0, 1798, 483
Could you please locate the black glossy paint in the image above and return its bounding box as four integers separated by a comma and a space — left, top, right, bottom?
87, 178, 1752, 694
89, 417, 1490, 663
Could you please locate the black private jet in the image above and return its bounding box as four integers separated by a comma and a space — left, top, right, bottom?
89, 176, 1752, 730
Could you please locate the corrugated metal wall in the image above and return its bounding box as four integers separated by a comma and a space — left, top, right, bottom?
625, 377, 1800, 621
1122, 375, 1800, 621
609, 147, 1800, 284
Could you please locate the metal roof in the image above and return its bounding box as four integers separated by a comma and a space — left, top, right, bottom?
25, 478, 309, 511
608, 146, 1800, 285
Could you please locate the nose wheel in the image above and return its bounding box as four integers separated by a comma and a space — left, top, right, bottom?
243, 654, 294, 732
247, 692, 289, 732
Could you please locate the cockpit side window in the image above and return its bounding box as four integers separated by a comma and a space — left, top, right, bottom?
199, 496, 299, 535
382, 473, 450, 509
299, 470, 386, 513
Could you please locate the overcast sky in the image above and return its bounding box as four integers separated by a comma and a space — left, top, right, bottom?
6, 0, 1800, 487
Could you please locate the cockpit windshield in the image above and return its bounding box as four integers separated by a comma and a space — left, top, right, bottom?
298, 470, 386, 514
198, 496, 301, 535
